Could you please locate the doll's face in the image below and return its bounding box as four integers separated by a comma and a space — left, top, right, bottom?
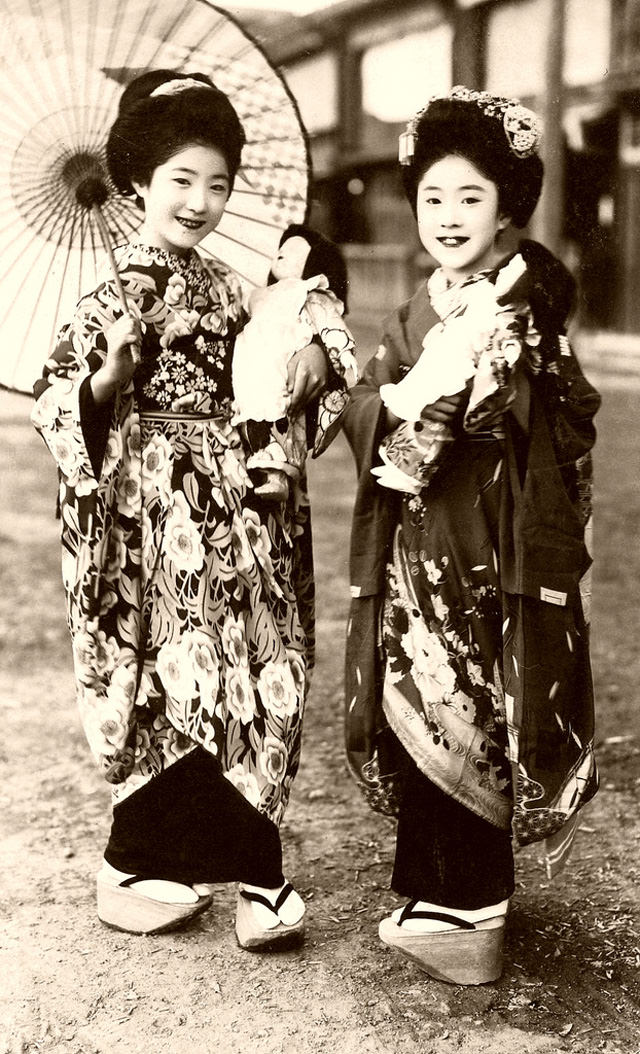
271, 235, 311, 281
416, 154, 511, 283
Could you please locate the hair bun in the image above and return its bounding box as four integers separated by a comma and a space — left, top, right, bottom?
117, 69, 216, 115
106, 69, 245, 196
399, 93, 543, 228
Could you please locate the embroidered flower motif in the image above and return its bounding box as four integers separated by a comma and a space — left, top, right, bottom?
424, 559, 443, 585
185, 631, 220, 702
102, 429, 123, 476
105, 663, 142, 724
134, 725, 152, 760
125, 420, 142, 458
157, 640, 196, 703
73, 630, 99, 685
222, 615, 249, 668
402, 618, 457, 702
103, 526, 128, 581
164, 274, 187, 307
51, 432, 83, 480
431, 593, 448, 623
116, 470, 142, 518
286, 649, 307, 696
92, 630, 120, 677
162, 491, 205, 572
160, 315, 196, 350
94, 708, 129, 753
140, 336, 230, 409
259, 737, 288, 784
160, 722, 196, 762
225, 667, 256, 724
242, 507, 273, 568
141, 434, 173, 502
225, 764, 261, 807
257, 661, 298, 718
200, 308, 225, 332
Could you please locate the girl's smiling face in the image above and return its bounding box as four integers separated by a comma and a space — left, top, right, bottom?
133, 143, 230, 255
416, 154, 511, 283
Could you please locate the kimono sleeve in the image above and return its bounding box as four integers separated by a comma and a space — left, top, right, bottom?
304, 288, 358, 385
304, 289, 358, 458
31, 288, 120, 495
354, 332, 454, 495
540, 334, 601, 468
341, 326, 403, 473
341, 321, 406, 596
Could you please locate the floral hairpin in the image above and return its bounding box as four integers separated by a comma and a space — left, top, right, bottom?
151, 77, 214, 98
398, 85, 543, 165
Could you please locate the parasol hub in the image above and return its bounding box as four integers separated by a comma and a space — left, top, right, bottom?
61, 152, 109, 209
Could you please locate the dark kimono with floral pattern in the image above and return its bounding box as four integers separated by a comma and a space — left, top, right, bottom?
32, 243, 325, 827
343, 241, 600, 875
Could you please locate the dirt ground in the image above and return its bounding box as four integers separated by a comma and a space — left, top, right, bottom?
1, 331, 639, 1054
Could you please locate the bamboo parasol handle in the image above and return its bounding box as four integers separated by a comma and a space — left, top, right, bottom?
91, 204, 141, 366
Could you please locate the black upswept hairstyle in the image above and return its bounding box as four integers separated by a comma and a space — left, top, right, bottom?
269, 223, 349, 313
401, 98, 543, 229
106, 69, 246, 196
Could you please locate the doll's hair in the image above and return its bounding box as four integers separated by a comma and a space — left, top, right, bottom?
106, 69, 245, 196
401, 97, 543, 229
269, 223, 349, 313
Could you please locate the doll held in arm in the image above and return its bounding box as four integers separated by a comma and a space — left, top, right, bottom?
373, 245, 538, 495
233, 224, 358, 502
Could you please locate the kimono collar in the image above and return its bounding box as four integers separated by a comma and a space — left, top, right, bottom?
427, 266, 492, 322
426, 253, 525, 324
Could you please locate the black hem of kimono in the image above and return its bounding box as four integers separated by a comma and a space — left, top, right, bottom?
391, 743, 515, 909
104, 748, 284, 887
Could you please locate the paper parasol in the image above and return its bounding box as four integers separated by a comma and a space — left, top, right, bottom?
0, 0, 311, 393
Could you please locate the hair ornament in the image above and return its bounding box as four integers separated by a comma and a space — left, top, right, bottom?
150, 77, 214, 98
399, 85, 542, 165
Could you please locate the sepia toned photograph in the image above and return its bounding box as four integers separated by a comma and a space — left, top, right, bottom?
1, 1, 638, 1051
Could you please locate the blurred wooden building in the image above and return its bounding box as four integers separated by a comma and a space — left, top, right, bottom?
245, 0, 640, 333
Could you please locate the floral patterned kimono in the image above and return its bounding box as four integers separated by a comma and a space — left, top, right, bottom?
343, 241, 601, 878
32, 243, 328, 830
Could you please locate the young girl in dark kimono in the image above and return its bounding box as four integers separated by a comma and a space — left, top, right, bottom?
343, 86, 601, 984
31, 70, 339, 947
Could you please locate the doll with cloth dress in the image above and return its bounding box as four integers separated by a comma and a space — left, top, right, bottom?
233, 224, 358, 501
372, 251, 539, 494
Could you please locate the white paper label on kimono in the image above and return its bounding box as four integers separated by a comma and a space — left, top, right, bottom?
540, 587, 567, 606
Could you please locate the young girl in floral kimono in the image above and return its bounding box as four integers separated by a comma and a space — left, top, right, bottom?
31, 69, 339, 947
343, 86, 601, 984
233, 223, 357, 502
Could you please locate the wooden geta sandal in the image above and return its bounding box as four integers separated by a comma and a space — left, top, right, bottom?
378, 901, 504, 985
235, 883, 305, 950
97, 872, 213, 935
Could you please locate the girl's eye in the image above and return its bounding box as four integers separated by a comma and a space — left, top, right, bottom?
425, 197, 441, 206
462, 196, 481, 205
211, 183, 228, 194
174, 178, 190, 186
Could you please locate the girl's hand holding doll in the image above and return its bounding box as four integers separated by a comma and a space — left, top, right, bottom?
286, 340, 329, 412
91, 312, 142, 403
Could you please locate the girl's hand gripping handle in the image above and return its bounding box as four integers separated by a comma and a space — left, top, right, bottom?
90, 313, 142, 404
